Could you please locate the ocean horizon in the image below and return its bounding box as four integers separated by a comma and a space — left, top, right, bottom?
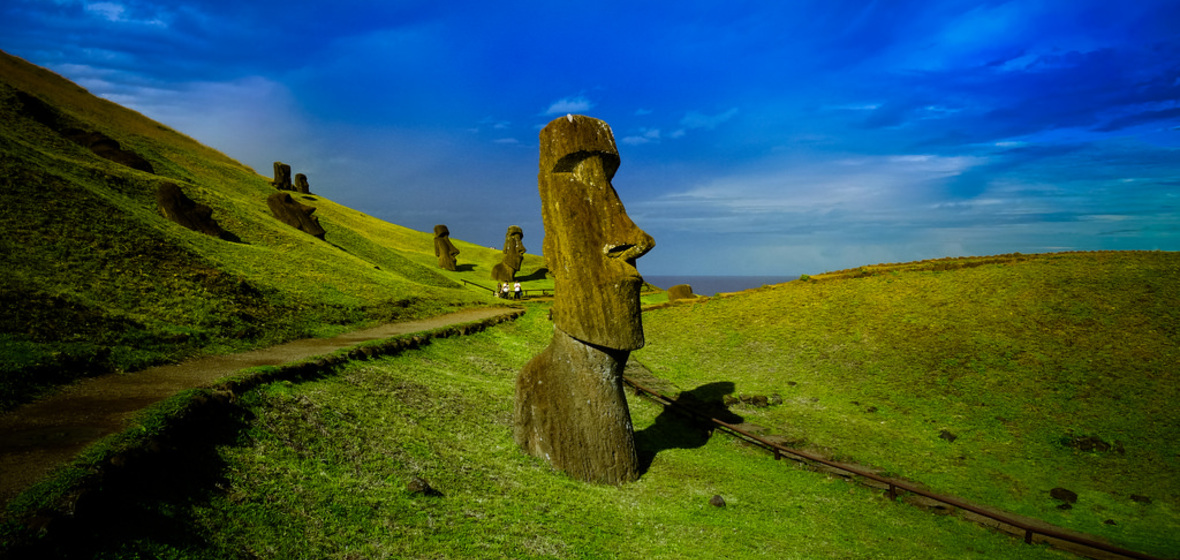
643, 275, 798, 297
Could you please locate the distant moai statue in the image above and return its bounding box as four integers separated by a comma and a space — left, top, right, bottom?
434, 224, 460, 270
272, 162, 294, 191
294, 173, 310, 194
266, 192, 325, 239
491, 225, 526, 283
156, 182, 231, 239
667, 284, 695, 301
514, 115, 655, 484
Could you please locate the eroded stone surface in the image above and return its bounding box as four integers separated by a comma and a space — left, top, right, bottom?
266, 192, 325, 239
156, 182, 230, 238
667, 284, 695, 301
491, 225, 526, 283
272, 162, 293, 191
433, 224, 460, 270
514, 115, 654, 484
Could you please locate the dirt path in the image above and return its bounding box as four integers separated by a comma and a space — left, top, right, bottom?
0, 306, 520, 506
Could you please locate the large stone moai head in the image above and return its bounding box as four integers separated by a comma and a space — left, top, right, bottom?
294, 173, 310, 194
272, 162, 293, 191
434, 224, 460, 270
503, 225, 526, 270
539, 115, 655, 350
266, 192, 326, 239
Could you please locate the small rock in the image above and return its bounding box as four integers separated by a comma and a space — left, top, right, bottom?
709, 495, 726, 507
1104, 519, 1117, 525
1057, 503, 1073, 510
769, 394, 783, 405
938, 430, 957, 443
407, 476, 442, 497
866, 406, 878, 413
1130, 494, 1152, 505
1050, 487, 1078, 503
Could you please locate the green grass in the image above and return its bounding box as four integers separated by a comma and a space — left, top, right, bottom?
18, 304, 1074, 559
633, 251, 1180, 557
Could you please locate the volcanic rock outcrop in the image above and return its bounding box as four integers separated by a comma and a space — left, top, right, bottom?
514, 115, 655, 484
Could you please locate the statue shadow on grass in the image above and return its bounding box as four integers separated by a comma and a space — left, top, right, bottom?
454, 263, 477, 272
633, 381, 744, 475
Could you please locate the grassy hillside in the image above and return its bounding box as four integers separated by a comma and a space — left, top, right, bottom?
0, 49, 546, 411
634, 251, 1180, 556
8, 304, 1073, 559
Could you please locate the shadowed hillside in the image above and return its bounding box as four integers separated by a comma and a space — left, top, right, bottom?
0, 49, 543, 410
634, 250, 1180, 557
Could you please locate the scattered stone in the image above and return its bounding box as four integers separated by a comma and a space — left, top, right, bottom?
294, 172, 310, 194
406, 476, 442, 497
433, 225, 460, 270
667, 284, 695, 301
938, 430, 957, 443
1057, 503, 1073, 510
1050, 487, 1078, 504
709, 494, 726, 507
1131, 494, 1152, 505
769, 393, 783, 405
787, 381, 797, 387
740, 395, 769, 408
865, 406, 878, 413
1064, 435, 1112, 453
156, 182, 233, 239
272, 162, 293, 190
1104, 519, 1118, 525
266, 192, 326, 239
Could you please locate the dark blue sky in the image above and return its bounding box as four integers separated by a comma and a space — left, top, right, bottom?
3, 0, 1177, 275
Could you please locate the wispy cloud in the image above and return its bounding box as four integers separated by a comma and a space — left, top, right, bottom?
543, 95, 593, 116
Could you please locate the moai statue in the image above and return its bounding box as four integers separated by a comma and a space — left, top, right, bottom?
514, 115, 655, 484
433, 224, 460, 270
156, 182, 230, 238
491, 225, 526, 283
294, 173, 310, 194
266, 192, 326, 239
272, 162, 293, 191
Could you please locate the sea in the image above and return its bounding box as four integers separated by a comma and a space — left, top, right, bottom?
642, 275, 798, 296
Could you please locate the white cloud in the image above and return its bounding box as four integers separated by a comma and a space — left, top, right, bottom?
621, 128, 660, 145
83, 1, 168, 26
680, 107, 739, 130
543, 95, 594, 115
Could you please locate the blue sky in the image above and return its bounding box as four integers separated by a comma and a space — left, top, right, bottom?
2, 0, 1178, 275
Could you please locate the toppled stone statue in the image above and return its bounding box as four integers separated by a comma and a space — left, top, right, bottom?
156, 182, 231, 239
491, 225, 526, 283
667, 284, 695, 301
433, 224, 460, 270
266, 192, 325, 239
272, 162, 294, 191
514, 115, 655, 484
294, 173, 310, 194
13, 90, 154, 174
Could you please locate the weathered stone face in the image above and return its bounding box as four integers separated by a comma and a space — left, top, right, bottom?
266, 192, 325, 239
433, 224, 460, 270
272, 162, 293, 191
503, 225, 526, 271
539, 115, 655, 351
156, 182, 229, 238
294, 173, 310, 194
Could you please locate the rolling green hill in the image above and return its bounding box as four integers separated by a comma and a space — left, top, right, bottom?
634, 250, 1180, 556
0, 49, 544, 410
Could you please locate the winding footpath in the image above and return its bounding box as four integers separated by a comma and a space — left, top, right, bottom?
0, 306, 520, 506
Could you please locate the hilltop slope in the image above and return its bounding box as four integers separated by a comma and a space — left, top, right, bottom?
634, 251, 1180, 556
0, 50, 542, 410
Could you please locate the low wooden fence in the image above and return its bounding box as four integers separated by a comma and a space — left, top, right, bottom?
622, 376, 1167, 560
